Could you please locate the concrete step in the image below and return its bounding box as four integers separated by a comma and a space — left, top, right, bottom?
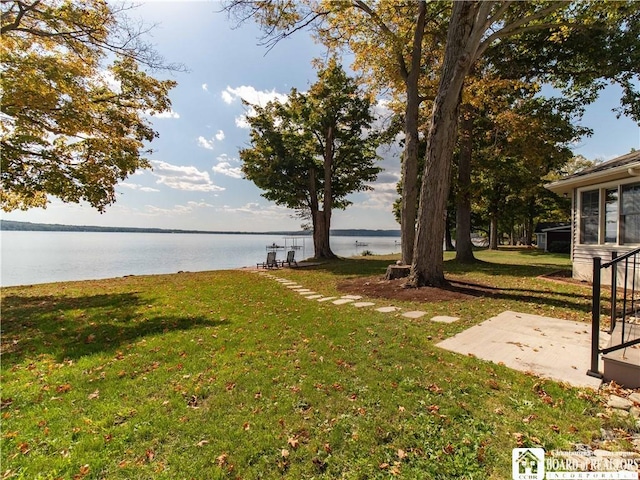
602, 323, 640, 388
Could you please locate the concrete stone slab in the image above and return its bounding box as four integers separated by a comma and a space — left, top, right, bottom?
286, 285, 303, 289
341, 295, 363, 300
436, 310, 608, 389
333, 298, 354, 305
306, 295, 323, 300
298, 291, 316, 295
403, 311, 427, 319
293, 289, 312, 293
353, 302, 376, 308
376, 306, 400, 313
431, 315, 460, 324
318, 297, 337, 302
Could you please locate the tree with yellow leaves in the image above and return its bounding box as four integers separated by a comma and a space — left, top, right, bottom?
1, 0, 178, 212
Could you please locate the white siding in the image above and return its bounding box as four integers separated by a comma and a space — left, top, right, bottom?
573, 244, 640, 286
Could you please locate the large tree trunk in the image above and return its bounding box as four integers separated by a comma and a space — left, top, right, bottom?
455, 103, 476, 263
400, 1, 426, 265
313, 210, 335, 259
445, 210, 455, 251
409, 1, 481, 287
314, 125, 337, 260
489, 214, 499, 250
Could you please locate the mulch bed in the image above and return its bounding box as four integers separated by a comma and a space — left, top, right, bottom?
337, 276, 499, 303
336, 269, 581, 303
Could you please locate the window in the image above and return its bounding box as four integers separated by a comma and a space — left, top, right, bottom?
622, 183, 640, 244
604, 188, 618, 243
580, 189, 599, 244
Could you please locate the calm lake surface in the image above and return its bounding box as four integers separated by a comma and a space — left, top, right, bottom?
0, 231, 400, 287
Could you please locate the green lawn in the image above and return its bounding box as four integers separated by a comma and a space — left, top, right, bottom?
0, 249, 630, 479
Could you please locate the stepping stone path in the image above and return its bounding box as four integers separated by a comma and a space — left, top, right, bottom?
375, 306, 400, 313
252, 270, 460, 325
353, 302, 376, 308
332, 298, 354, 305
402, 311, 427, 319
431, 315, 461, 323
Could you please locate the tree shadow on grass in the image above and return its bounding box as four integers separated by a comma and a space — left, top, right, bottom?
309, 256, 569, 279
1, 292, 228, 365
445, 280, 593, 314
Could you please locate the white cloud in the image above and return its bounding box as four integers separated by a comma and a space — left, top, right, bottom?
359, 178, 400, 211
197, 136, 215, 150
222, 85, 288, 106
150, 160, 225, 192
234, 116, 250, 129
222, 86, 289, 130
118, 182, 160, 193
143, 200, 213, 216
212, 154, 243, 179
215, 130, 225, 141
147, 109, 180, 119
217, 202, 292, 219
202, 83, 208, 92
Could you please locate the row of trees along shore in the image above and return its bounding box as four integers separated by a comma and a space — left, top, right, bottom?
2, 1, 639, 288
225, 0, 640, 286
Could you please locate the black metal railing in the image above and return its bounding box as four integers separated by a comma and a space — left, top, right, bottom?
588, 248, 640, 379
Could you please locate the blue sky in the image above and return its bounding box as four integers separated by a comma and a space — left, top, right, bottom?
3, 1, 639, 232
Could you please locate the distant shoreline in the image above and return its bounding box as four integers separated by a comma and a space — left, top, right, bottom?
1, 220, 401, 237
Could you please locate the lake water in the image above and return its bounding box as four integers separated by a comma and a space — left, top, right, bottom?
0, 231, 400, 287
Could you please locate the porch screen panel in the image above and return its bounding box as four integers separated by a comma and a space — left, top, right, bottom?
622, 182, 640, 244
580, 189, 599, 244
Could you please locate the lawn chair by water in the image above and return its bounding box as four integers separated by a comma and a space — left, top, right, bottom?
257, 251, 279, 269
279, 250, 298, 268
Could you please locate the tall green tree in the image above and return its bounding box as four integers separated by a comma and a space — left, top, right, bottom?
224, 1, 639, 283
1, 0, 178, 212
240, 61, 381, 259
410, 1, 640, 287
224, 0, 449, 265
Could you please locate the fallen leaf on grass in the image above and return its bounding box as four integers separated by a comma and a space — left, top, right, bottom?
216, 453, 228, 467
513, 432, 525, 447
56, 384, 72, 393
287, 437, 299, 449
72, 464, 90, 480
487, 379, 500, 390
88, 390, 99, 400
428, 383, 443, 394
196, 440, 209, 447
442, 443, 455, 455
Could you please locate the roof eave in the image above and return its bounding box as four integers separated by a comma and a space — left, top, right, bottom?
545, 162, 640, 196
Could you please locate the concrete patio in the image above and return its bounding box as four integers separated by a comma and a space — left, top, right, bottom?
436, 310, 610, 389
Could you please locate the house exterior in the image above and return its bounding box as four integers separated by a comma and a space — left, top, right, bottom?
534, 222, 571, 252
545, 150, 640, 285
